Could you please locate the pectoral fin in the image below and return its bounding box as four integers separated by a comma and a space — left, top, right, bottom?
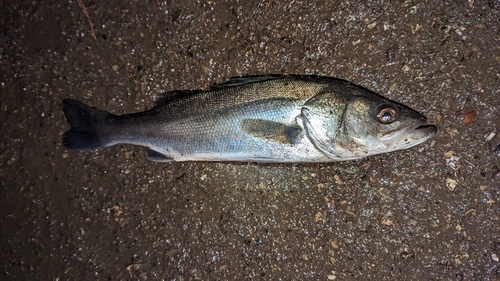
145, 148, 175, 163
240, 119, 301, 145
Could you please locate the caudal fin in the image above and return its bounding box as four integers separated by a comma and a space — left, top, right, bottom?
62, 99, 114, 150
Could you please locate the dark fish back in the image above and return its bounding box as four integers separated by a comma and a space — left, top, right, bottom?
145, 76, 336, 121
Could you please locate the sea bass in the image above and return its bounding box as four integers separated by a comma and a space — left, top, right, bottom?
62, 75, 437, 163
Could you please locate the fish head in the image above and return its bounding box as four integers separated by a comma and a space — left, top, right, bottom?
301, 90, 437, 160
339, 94, 437, 158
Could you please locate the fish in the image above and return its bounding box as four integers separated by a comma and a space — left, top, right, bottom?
62, 75, 437, 163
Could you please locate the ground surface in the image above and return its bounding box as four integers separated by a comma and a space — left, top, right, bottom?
1, 0, 500, 280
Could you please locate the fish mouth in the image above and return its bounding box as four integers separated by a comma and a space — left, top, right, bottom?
392, 123, 437, 149
381, 121, 437, 151
407, 124, 437, 142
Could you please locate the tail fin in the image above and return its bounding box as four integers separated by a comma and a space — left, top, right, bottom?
62, 99, 115, 150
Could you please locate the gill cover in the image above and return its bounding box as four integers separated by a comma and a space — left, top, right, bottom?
299, 91, 349, 159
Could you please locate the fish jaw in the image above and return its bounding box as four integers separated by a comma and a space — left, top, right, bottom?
379, 119, 437, 153
330, 123, 437, 160
382, 124, 437, 151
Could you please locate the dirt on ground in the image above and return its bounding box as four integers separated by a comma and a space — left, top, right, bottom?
1, 0, 500, 280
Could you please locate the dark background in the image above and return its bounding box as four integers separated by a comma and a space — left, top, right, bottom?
1, 0, 499, 280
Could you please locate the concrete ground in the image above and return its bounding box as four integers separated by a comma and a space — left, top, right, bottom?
1, 0, 499, 280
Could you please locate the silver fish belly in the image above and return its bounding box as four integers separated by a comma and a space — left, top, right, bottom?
62, 75, 437, 163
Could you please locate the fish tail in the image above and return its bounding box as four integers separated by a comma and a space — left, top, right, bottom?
62, 99, 115, 150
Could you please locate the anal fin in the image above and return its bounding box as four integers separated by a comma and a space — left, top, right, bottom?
145, 148, 175, 163
240, 119, 301, 145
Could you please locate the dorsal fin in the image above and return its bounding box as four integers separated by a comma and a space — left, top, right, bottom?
211, 75, 283, 89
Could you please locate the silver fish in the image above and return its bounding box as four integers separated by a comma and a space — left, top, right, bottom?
62, 75, 437, 163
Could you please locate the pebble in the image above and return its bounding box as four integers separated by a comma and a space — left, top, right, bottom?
333, 175, 342, 185
484, 131, 496, 142
493, 144, 500, 157
446, 178, 458, 191
314, 212, 323, 223
455, 108, 476, 125
381, 219, 393, 226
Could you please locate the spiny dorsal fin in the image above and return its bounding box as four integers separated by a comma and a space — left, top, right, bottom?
211, 75, 284, 89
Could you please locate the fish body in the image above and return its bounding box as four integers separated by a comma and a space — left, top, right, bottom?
63, 75, 436, 163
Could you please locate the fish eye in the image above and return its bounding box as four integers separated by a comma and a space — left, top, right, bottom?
376, 105, 397, 124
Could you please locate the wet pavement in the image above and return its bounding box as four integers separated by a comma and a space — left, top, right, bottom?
1, 0, 499, 280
